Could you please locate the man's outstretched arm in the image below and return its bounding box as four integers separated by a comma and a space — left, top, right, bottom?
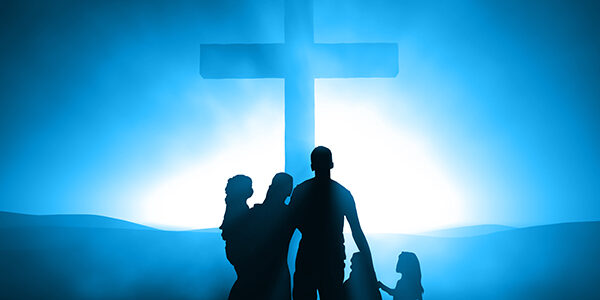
346, 202, 371, 257
346, 201, 379, 284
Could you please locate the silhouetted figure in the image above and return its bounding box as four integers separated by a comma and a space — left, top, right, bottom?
343, 252, 382, 300
219, 175, 255, 300
248, 172, 294, 300
378, 252, 424, 300
290, 146, 376, 300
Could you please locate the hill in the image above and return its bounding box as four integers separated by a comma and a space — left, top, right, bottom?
421, 224, 515, 237
0, 212, 598, 299
0, 211, 155, 231
361, 222, 600, 300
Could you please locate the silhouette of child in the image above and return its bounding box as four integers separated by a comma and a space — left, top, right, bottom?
378, 252, 424, 300
343, 252, 382, 300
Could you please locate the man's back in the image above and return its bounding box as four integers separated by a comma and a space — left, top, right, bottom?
291, 146, 375, 300
291, 178, 355, 261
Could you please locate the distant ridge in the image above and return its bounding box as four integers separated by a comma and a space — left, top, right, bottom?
0, 211, 156, 231
0, 212, 598, 299
422, 224, 515, 237
193, 228, 221, 233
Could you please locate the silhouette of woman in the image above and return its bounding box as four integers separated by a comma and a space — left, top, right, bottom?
248, 172, 294, 300
378, 252, 424, 300
219, 175, 254, 300
220, 173, 294, 300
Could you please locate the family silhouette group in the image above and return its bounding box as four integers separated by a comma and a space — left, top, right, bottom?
220, 146, 424, 300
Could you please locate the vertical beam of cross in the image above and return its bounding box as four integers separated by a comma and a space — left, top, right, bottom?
200, 0, 398, 183
284, 0, 315, 182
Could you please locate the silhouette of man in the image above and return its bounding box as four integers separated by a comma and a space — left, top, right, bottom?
248, 172, 294, 300
290, 146, 376, 300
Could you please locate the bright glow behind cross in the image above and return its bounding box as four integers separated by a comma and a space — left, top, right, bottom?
136, 82, 468, 233
200, 0, 398, 182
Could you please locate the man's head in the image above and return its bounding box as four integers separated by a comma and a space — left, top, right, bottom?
311, 146, 333, 172
225, 174, 253, 201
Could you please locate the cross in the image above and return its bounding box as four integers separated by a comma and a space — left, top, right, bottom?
200, 0, 398, 182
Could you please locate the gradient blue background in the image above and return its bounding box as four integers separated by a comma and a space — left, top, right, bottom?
1, 0, 599, 231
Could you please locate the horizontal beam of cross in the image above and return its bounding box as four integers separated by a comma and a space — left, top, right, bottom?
200, 43, 398, 79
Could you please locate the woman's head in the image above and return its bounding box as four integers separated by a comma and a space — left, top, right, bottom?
264, 172, 293, 204
272, 172, 293, 195
225, 175, 253, 201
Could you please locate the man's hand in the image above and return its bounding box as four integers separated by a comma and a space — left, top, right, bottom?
346, 196, 377, 282
346, 198, 372, 259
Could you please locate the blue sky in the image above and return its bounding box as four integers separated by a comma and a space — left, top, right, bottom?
1, 0, 599, 232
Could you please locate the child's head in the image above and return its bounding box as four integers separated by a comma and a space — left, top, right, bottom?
396, 252, 424, 295
225, 175, 253, 202
396, 252, 421, 278
396, 252, 423, 299
349, 252, 368, 272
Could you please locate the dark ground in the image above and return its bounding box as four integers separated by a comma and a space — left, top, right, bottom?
1, 212, 599, 299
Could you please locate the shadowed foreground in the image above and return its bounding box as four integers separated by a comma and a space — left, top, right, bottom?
0, 212, 599, 299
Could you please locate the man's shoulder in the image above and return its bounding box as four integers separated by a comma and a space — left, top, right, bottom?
292, 178, 316, 194
331, 180, 352, 197
297, 178, 316, 187
249, 203, 263, 213
293, 178, 352, 194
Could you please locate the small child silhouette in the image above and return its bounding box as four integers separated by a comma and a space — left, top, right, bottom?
343, 252, 382, 300
378, 252, 424, 300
